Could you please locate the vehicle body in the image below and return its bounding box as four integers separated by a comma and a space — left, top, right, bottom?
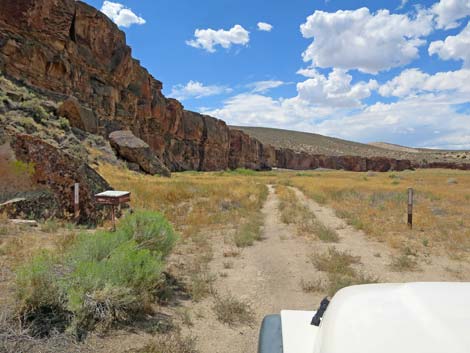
258, 282, 470, 353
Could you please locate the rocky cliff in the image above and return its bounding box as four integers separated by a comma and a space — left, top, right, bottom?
0, 0, 412, 173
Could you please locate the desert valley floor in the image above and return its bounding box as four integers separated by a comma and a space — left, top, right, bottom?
2, 168, 470, 353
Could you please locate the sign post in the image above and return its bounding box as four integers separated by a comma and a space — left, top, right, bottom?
95, 191, 131, 231
74, 183, 80, 222
407, 188, 413, 229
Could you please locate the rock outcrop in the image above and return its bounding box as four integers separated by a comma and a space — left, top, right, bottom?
0, 0, 416, 173
10, 133, 110, 223
109, 130, 170, 177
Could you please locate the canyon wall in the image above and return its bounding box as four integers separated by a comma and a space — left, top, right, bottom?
0, 0, 412, 173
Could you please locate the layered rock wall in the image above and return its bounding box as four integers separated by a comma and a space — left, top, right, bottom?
0, 0, 414, 173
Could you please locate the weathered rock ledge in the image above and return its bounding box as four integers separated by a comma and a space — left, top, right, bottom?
0, 0, 416, 173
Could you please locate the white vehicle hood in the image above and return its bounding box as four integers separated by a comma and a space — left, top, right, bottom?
281, 310, 318, 353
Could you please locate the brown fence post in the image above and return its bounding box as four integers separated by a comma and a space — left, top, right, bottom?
407, 187, 413, 229
74, 183, 80, 222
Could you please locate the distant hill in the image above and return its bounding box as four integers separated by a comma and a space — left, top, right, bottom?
368, 142, 420, 154
232, 126, 470, 163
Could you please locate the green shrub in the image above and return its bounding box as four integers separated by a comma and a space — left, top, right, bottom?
20, 99, 49, 123
15, 211, 175, 337
117, 210, 177, 258
15, 252, 65, 319
67, 230, 129, 264
225, 168, 257, 176
58, 117, 71, 131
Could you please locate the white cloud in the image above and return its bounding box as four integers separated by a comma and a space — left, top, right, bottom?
296, 69, 378, 107
203, 69, 378, 130
315, 94, 470, 149
429, 23, 470, 67
169, 81, 231, 100
247, 80, 285, 93
379, 68, 470, 97
257, 22, 273, 32
202, 93, 332, 130
186, 25, 250, 53
100, 1, 146, 28
431, 0, 470, 29
398, 0, 409, 10
300, 7, 433, 74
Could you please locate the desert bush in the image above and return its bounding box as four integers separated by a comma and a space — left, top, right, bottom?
117, 210, 177, 258
15, 211, 175, 337
300, 278, 325, 293
188, 272, 215, 302
311, 247, 360, 277
16, 252, 64, 319
20, 99, 49, 123
233, 218, 263, 248
389, 254, 419, 272
326, 272, 378, 296
314, 222, 339, 243
213, 293, 254, 326
137, 333, 198, 353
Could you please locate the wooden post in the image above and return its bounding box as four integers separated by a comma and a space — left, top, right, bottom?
407, 187, 413, 229
111, 205, 116, 232
74, 183, 80, 222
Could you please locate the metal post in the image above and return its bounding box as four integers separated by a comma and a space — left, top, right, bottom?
407, 187, 413, 229
74, 183, 80, 222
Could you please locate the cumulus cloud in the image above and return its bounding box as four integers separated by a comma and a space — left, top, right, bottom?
316, 93, 470, 149
186, 25, 250, 53
300, 7, 433, 74
169, 81, 231, 100
429, 23, 470, 67
296, 69, 378, 107
100, 1, 146, 28
431, 0, 470, 29
379, 68, 470, 97
257, 22, 273, 32
203, 69, 377, 130
203, 89, 470, 149
202, 93, 332, 130
247, 80, 285, 93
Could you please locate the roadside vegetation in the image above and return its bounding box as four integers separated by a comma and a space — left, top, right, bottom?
2, 167, 470, 352
310, 247, 378, 296
14, 210, 177, 339
276, 184, 339, 242
290, 169, 470, 260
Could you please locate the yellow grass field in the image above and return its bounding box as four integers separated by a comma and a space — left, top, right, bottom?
97, 166, 470, 260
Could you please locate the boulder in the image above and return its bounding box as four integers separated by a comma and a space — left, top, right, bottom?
109, 130, 171, 177
57, 97, 98, 133
10, 133, 111, 224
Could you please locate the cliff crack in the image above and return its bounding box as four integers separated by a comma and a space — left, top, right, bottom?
198, 115, 208, 171
69, 8, 77, 42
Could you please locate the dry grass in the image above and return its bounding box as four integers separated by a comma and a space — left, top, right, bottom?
276, 185, 339, 242
292, 169, 470, 259
135, 333, 198, 353
212, 293, 255, 326
311, 247, 361, 277
99, 165, 269, 239
310, 247, 378, 296
276, 185, 316, 236
300, 278, 325, 293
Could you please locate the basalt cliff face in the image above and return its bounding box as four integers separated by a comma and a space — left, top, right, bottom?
0, 0, 412, 173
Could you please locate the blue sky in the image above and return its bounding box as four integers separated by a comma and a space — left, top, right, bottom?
83, 0, 470, 149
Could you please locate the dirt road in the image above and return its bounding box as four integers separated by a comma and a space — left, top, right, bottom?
187, 184, 470, 353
